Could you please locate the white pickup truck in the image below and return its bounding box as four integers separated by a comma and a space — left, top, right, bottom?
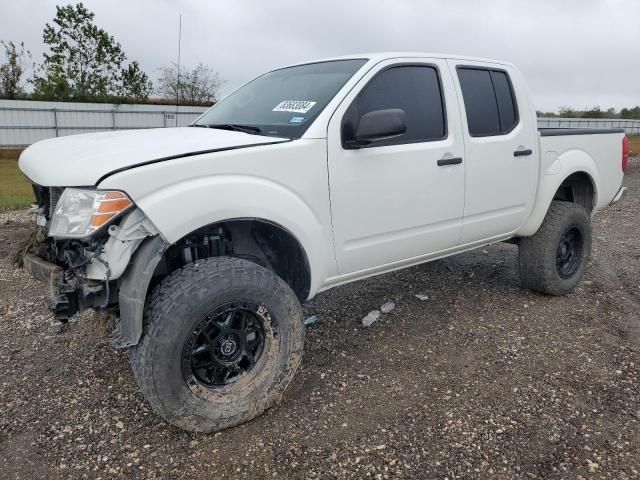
19, 53, 629, 432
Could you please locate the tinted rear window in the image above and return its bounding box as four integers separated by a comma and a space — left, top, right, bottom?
457, 67, 518, 137
491, 71, 517, 132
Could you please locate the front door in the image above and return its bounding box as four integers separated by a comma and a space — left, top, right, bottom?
327, 59, 465, 275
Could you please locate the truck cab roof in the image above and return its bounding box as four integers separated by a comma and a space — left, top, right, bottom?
282, 52, 516, 70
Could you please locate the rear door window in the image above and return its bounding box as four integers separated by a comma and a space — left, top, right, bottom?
457, 67, 518, 137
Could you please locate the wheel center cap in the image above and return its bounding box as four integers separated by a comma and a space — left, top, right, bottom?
560, 244, 568, 256
221, 339, 237, 356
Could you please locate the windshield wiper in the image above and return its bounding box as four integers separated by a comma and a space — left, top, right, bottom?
196, 123, 263, 135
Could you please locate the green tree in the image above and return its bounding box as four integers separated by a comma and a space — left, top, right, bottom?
582, 106, 604, 119
620, 107, 640, 119
120, 61, 153, 100
32, 3, 152, 101
0, 41, 31, 99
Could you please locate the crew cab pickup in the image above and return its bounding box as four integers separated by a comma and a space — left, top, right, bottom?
18, 53, 630, 432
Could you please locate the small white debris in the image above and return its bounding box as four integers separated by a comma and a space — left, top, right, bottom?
362, 310, 381, 327
414, 293, 429, 301
304, 315, 318, 326
482, 250, 489, 254
380, 301, 395, 314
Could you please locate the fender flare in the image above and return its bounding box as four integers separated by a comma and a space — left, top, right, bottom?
109, 235, 168, 348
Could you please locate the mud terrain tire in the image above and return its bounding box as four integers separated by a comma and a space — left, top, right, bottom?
518, 201, 592, 296
130, 257, 304, 432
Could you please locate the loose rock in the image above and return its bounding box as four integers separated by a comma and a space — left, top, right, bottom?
380, 301, 395, 314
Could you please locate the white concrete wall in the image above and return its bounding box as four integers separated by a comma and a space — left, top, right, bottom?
0, 99, 209, 147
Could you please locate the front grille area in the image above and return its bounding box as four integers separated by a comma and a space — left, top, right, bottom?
49, 187, 63, 217
31, 184, 64, 220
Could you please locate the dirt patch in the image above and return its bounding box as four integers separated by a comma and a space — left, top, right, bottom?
1, 161, 639, 479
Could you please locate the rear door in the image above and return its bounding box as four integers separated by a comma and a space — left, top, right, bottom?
327, 58, 465, 275
448, 61, 539, 243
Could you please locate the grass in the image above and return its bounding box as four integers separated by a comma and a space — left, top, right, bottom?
0, 149, 34, 211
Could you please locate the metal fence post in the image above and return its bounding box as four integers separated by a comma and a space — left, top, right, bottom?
112, 108, 116, 130
52, 107, 59, 137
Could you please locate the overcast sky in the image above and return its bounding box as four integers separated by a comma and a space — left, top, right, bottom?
2, 0, 638, 111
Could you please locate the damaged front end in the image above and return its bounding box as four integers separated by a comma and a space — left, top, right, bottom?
21, 184, 158, 322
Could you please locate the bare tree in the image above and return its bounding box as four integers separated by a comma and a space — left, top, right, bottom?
0, 41, 32, 99
157, 62, 223, 105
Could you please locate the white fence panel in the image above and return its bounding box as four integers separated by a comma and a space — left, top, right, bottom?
537, 117, 640, 135
0, 99, 209, 148
2, 101, 639, 148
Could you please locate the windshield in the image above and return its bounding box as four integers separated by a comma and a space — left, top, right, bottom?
193, 59, 367, 139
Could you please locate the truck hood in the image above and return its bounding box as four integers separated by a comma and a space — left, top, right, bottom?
19, 127, 288, 186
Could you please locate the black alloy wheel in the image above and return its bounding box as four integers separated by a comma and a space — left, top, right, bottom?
182, 302, 267, 387
555, 226, 584, 279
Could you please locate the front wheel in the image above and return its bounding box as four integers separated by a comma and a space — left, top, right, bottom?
518, 201, 592, 296
130, 257, 304, 432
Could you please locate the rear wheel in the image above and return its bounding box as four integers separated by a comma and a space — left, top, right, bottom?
518, 201, 592, 295
130, 257, 304, 432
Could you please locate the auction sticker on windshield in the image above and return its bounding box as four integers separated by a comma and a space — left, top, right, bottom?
272, 100, 317, 114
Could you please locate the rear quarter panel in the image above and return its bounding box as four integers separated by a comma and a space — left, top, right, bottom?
517, 132, 625, 236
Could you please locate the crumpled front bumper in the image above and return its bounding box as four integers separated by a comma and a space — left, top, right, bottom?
23, 253, 61, 285
22, 253, 107, 320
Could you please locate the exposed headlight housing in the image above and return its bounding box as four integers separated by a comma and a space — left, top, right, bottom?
48, 188, 133, 239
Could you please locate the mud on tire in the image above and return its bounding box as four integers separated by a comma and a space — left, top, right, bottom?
130, 257, 304, 432
518, 200, 592, 296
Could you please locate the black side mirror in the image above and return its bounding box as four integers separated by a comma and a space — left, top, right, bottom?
345, 108, 407, 148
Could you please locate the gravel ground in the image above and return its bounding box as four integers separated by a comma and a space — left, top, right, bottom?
1, 159, 639, 480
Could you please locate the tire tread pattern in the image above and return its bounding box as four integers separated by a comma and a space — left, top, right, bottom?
518, 200, 592, 296
130, 257, 304, 432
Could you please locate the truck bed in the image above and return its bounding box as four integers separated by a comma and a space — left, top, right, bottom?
538, 127, 625, 210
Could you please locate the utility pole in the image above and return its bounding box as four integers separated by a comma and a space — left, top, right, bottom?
176, 13, 182, 127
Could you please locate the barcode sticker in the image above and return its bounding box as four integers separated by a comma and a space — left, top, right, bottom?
272, 100, 317, 114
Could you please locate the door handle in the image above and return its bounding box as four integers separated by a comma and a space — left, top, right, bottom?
437, 157, 463, 166
513, 149, 533, 157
